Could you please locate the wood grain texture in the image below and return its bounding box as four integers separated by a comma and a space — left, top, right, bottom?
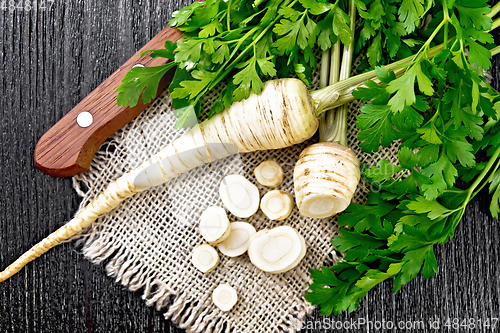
0, 1, 499, 332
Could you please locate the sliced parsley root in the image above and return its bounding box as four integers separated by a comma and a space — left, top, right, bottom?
306, 0, 500, 316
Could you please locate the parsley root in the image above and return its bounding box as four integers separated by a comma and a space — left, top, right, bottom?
248, 226, 306, 274
0, 78, 318, 282
294, 143, 360, 218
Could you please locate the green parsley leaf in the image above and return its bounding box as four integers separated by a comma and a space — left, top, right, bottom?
420, 154, 458, 200
332, 5, 353, 45
489, 183, 500, 219
116, 63, 176, 107
356, 104, 397, 152
168, 1, 205, 27
364, 159, 404, 182
406, 196, 454, 220
398, 0, 425, 33
170, 70, 217, 100
298, 0, 332, 15
232, 58, 264, 101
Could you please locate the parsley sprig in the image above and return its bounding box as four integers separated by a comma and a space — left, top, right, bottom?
117, 0, 361, 129
306, 0, 500, 315
117, 0, 437, 129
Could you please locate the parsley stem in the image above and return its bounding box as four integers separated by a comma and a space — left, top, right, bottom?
331, 0, 356, 146
469, 146, 500, 200
446, 148, 500, 237
329, 42, 341, 85
319, 50, 330, 89
472, 159, 500, 200
428, 18, 450, 46
444, 189, 466, 194
491, 45, 500, 56
467, 145, 500, 200
319, 0, 356, 145
487, 1, 500, 18
443, 22, 448, 49
319, 41, 341, 142
416, 17, 449, 61
226, 0, 231, 31
384, 171, 408, 188
318, 48, 334, 142
443, 0, 449, 50
491, 17, 500, 32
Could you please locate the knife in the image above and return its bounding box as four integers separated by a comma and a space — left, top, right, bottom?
34, 25, 183, 177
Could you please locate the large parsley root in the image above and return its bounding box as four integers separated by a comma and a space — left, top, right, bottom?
0, 78, 318, 283
294, 143, 360, 218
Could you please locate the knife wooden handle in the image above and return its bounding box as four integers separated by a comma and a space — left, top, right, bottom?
34, 25, 183, 177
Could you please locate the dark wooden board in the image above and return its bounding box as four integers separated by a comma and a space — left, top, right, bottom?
0, 1, 499, 332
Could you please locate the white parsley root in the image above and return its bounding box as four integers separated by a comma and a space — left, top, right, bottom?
260, 190, 294, 221
192, 244, 220, 273
254, 160, 284, 187
219, 175, 260, 218
294, 142, 360, 218
0, 78, 318, 282
248, 226, 306, 274
212, 284, 238, 312
217, 222, 256, 257
199, 206, 231, 244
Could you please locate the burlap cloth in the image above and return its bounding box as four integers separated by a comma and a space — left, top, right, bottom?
71, 63, 399, 332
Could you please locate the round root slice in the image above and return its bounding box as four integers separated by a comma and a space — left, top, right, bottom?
217, 222, 256, 257
254, 160, 284, 187
248, 226, 307, 274
192, 244, 220, 273
199, 206, 231, 244
212, 284, 238, 312
273, 231, 306, 274
294, 142, 360, 218
260, 190, 294, 221
219, 175, 260, 218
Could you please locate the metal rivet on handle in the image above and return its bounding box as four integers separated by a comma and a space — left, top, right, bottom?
77, 111, 93, 128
